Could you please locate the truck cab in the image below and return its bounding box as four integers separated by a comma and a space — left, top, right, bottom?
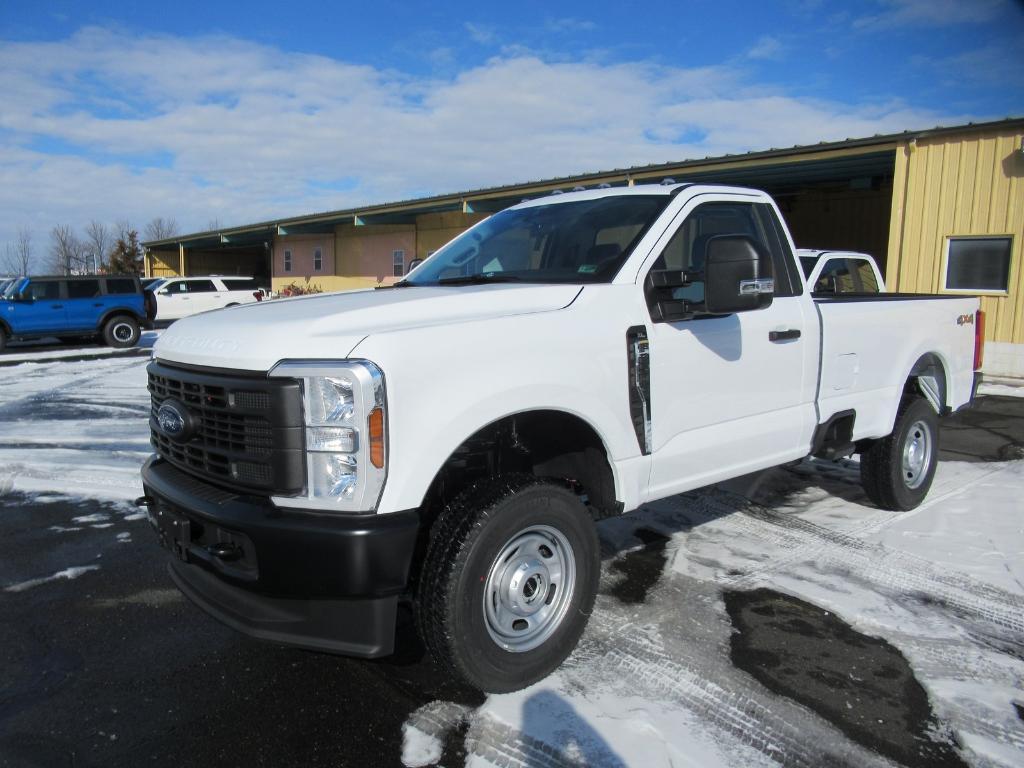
140, 183, 982, 693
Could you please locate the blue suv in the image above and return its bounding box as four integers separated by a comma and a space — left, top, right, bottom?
0, 275, 154, 353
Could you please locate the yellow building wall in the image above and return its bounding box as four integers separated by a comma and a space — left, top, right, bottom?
887, 127, 1024, 345
148, 250, 180, 277
415, 211, 489, 259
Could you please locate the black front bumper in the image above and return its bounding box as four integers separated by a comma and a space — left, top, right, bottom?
141, 456, 420, 657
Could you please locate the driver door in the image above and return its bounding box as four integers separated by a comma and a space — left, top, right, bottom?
644, 199, 815, 499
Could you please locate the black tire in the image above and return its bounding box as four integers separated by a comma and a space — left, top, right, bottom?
417, 474, 600, 693
0, 328, 7, 353
860, 396, 939, 511
102, 315, 140, 348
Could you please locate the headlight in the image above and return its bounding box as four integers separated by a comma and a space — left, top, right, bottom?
268, 360, 386, 513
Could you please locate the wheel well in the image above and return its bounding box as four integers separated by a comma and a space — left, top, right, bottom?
422, 410, 620, 524
905, 353, 948, 413
96, 309, 140, 330
0, 319, 10, 337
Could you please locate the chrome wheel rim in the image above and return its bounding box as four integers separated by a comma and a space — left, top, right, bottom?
902, 419, 933, 489
483, 524, 576, 653
113, 322, 134, 343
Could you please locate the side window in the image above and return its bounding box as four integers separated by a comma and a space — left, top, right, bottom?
221, 279, 252, 291
67, 279, 101, 299
163, 281, 186, 294
104, 278, 137, 295
393, 249, 405, 277
283, 250, 292, 273
187, 280, 217, 293
648, 201, 793, 303
313, 247, 323, 272
814, 259, 853, 293
852, 260, 879, 292
29, 281, 61, 300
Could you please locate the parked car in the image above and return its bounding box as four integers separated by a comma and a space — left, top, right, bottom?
139, 183, 982, 693
150, 276, 265, 322
0, 274, 153, 352
798, 249, 886, 294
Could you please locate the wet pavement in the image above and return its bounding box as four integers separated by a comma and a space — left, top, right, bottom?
1, 360, 1022, 767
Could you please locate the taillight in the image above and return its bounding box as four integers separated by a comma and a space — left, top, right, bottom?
253, 291, 263, 302
144, 290, 156, 320
974, 310, 985, 371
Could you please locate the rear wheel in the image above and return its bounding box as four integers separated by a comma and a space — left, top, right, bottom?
417, 474, 600, 693
102, 315, 140, 348
0, 328, 7, 353
860, 396, 938, 511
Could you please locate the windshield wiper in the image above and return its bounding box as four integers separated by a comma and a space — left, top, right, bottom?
434, 273, 524, 286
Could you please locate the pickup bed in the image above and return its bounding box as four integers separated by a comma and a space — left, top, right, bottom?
139, 183, 983, 692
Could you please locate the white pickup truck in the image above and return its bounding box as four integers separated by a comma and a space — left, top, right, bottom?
139, 183, 984, 693
798, 248, 886, 294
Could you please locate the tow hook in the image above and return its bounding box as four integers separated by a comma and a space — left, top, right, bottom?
207, 542, 243, 562
134, 495, 152, 508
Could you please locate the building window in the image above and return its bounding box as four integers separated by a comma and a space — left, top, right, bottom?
283, 249, 292, 273
945, 236, 1012, 293
393, 249, 405, 277
313, 247, 323, 272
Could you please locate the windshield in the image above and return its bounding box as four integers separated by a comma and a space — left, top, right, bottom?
1, 278, 20, 299
401, 195, 669, 286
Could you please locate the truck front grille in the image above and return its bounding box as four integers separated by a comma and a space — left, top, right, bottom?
147, 361, 305, 495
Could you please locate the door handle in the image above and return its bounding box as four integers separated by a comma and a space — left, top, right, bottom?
769, 329, 801, 342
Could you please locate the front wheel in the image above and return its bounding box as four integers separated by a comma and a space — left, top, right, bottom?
860, 396, 939, 511
102, 315, 140, 348
417, 474, 600, 693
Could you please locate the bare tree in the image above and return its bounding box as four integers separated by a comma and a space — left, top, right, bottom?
84, 220, 113, 272
48, 225, 89, 275
2, 227, 33, 275
144, 217, 179, 242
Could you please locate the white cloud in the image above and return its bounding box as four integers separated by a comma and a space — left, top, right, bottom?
855, 0, 1009, 29
747, 35, 785, 60
463, 22, 496, 45
0, 26, 976, 259
544, 17, 598, 33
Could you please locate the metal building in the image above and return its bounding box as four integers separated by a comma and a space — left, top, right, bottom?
143, 118, 1023, 377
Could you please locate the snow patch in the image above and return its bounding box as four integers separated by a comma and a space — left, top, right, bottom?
72, 513, 109, 524
5, 565, 101, 592
978, 382, 1024, 398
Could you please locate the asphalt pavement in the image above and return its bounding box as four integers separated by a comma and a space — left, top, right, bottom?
0, 393, 1021, 767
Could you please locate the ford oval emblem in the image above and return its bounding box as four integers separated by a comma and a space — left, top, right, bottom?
157, 402, 188, 440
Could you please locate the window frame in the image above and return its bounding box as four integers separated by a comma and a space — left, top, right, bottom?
393, 249, 405, 277
283, 249, 293, 273
940, 235, 1013, 296
313, 247, 323, 272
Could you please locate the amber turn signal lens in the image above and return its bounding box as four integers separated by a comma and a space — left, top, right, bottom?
368, 407, 385, 468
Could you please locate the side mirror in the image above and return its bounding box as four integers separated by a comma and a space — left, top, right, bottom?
158, 288, 170, 296
703, 235, 774, 314
407, 258, 424, 273
645, 235, 773, 322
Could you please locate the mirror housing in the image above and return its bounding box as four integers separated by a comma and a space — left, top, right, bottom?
703, 235, 774, 314
406, 258, 424, 273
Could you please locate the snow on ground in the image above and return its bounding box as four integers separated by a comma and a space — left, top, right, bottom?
0, 330, 160, 364
409, 459, 1024, 768
4, 564, 101, 593
1, 349, 1022, 766
0, 352, 152, 504
978, 382, 1024, 399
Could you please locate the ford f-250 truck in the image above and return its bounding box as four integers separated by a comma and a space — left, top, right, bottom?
138, 183, 983, 693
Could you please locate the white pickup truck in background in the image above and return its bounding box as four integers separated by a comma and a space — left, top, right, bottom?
798, 248, 886, 294
139, 183, 983, 693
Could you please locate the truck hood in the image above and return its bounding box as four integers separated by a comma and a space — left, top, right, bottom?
153, 283, 583, 371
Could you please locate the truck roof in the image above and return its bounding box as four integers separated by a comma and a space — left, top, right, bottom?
512, 182, 770, 209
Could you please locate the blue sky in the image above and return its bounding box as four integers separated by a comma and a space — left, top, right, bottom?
1, 0, 1021, 261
